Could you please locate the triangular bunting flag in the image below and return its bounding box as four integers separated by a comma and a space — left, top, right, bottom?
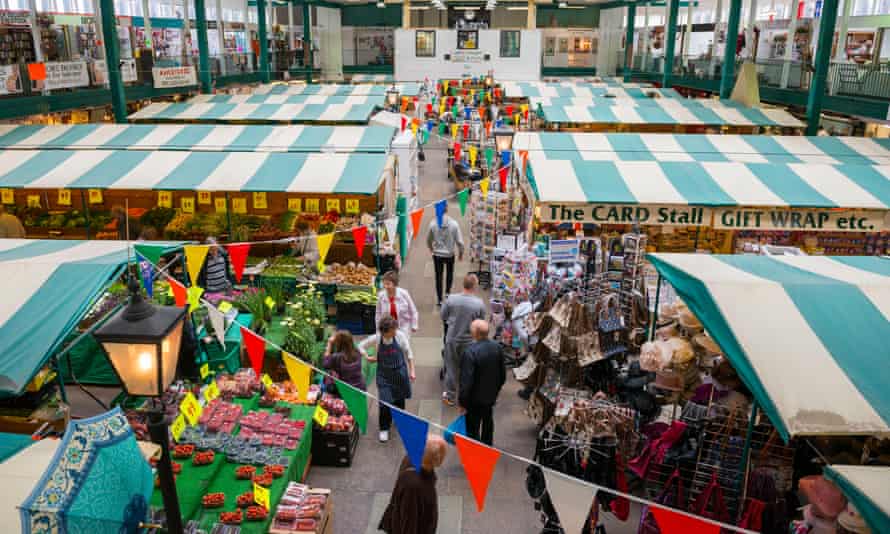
485, 147, 494, 168
434, 199, 446, 228
543, 469, 598, 534
480, 178, 490, 199
457, 189, 469, 216
410, 208, 424, 238
499, 166, 508, 192
187, 285, 204, 313
283, 352, 311, 403
453, 142, 461, 162
316, 233, 334, 271
650, 506, 720, 534
451, 123, 458, 139
241, 326, 266, 377
183, 245, 209, 287
384, 217, 399, 246
169, 277, 187, 307
400, 115, 407, 132
454, 434, 500, 512
391, 409, 429, 472
468, 146, 477, 167
137, 255, 154, 298
226, 243, 251, 283
134, 244, 164, 267
206, 304, 226, 349
351, 226, 368, 259
335, 379, 368, 434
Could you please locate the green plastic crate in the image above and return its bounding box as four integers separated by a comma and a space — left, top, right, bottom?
205, 341, 241, 374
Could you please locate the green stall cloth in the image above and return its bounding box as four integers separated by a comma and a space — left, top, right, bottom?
58, 334, 120, 386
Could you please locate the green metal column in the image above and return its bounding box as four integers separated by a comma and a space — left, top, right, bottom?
719, 0, 742, 98
302, 2, 312, 83
805, 0, 840, 135
662, 0, 680, 87
195, 0, 213, 93
623, 3, 636, 82
257, 0, 271, 83
98, 0, 127, 122
396, 195, 407, 262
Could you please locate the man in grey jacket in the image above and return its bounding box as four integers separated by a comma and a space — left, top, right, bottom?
440, 274, 485, 406
426, 203, 465, 307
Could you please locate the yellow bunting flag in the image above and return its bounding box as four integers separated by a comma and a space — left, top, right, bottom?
283, 352, 312, 402
468, 146, 478, 168
411, 122, 418, 137
451, 123, 458, 139
439, 101, 445, 115
520, 103, 528, 115
187, 285, 204, 313
514, 113, 520, 128
316, 233, 334, 272
480, 177, 490, 199
183, 245, 210, 287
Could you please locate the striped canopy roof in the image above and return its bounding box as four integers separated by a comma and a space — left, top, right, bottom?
349, 74, 395, 83
537, 98, 804, 127
0, 150, 388, 194
503, 81, 678, 98
248, 82, 421, 96
189, 93, 384, 106
128, 101, 378, 124
540, 77, 653, 87
0, 124, 395, 153
515, 132, 890, 165
646, 253, 890, 439
824, 465, 890, 534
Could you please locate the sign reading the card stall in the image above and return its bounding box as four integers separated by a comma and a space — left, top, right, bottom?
540, 203, 711, 227
713, 209, 887, 232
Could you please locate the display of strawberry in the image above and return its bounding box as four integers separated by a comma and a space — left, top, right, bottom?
193, 450, 215, 466
236, 492, 254, 508
172, 444, 194, 459
245, 505, 268, 521
265, 464, 285, 478
235, 465, 256, 479
252, 472, 273, 487
220, 510, 243, 524
201, 493, 225, 508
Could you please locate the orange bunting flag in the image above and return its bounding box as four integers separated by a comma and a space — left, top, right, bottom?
169, 278, 187, 307
479, 177, 490, 199
241, 326, 266, 377
485, 121, 492, 137
400, 97, 409, 113
410, 208, 424, 238
454, 435, 501, 512
351, 226, 368, 259
650, 507, 720, 534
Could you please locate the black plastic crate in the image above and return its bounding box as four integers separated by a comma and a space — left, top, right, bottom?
311, 425, 359, 467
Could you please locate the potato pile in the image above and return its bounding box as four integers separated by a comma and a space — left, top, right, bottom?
317, 262, 376, 286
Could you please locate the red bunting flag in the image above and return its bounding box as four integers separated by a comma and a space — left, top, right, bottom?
409, 208, 424, 239
226, 243, 250, 283
351, 226, 368, 259
453, 142, 461, 162
400, 116, 407, 132
462, 123, 469, 139
169, 278, 187, 307
650, 507, 720, 534
505, 104, 514, 117
241, 326, 266, 377
524, 107, 529, 119
426, 102, 432, 114
499, 166, 508, 192
454, 435, 501, 512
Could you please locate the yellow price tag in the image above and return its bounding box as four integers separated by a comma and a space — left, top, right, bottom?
158, 190, 172, 208
313, 405, 329, 427
170, 414, 186, 442
287, 198, 302, 212
253, 482, 270, 510
214, 197, 227, 213
179, 392, 202, 426
203, 380, 220, 402
261, 374, 273, 388
345, 198, 360, 215
232, 197, 247, 214
252, 191, 268, 210
218, 301, 233, 313
57, 189, 71, 206
264, 296, 275, 309
0, 189, 13, 204
88, 189, 103, 204
181, 197, 195, 214
326, 198, 340, 213
199, 363, 210, 379
305, 198, 319, 213
26, 195, 40, 208
197, 191, 212, 205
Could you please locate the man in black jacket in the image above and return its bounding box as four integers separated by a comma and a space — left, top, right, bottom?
459, 320, 506, 446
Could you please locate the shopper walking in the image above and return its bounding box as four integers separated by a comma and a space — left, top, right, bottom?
359, 316, 416, 443
376, 271, 419, 338
440, 274, 485, 406
426, 203, 465, 307
322, 330, 366, 392
198, 237, 233, 293
379, 435, 447, 534
459, 320, 506, 446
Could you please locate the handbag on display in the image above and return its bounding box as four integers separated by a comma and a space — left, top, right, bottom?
637, 468, 686, 534
690, 472, 730, 524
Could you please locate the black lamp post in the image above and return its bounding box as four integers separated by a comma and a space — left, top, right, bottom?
93, 278, 187, 534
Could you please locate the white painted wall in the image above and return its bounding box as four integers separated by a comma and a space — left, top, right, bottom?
394, 29, 541, 81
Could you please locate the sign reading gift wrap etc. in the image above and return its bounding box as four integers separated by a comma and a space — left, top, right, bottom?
539, 203, 888, 232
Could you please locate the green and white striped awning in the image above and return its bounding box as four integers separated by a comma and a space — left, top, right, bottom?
503, 81, 679, 99
0, 124, 395, 153
539, 77, 653, 87
824, 465, 890, 534
188, 93, 385, 106
128, 100, 378, 124
349, 74, 395, 84
515, 132, 890, 165
248, 82, 420, 96
647, 253, 890, 439
0, 150, 388, 194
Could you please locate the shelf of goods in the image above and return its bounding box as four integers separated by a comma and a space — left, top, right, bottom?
469, 189, 511, 267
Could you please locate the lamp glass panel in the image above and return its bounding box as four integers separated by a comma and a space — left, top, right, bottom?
161, 322, 184, 391
103, 342, 160, 396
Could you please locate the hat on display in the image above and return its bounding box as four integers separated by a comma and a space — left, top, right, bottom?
694, 332, 722, 355
800, 475, 847, 520
640, 341, 671, 372
654, 369, 684, 392
712, 358, 743, 390
668, 337, 696, 365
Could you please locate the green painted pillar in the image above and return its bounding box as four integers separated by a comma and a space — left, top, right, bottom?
98, 0, 127, 122
302, 2, 313, 83
623, 3, 636, 82
257, 0, 271, 83
195, 0, 213, 93
396, 195, 407, 262
662, 0, 680, 87
805, 0, 840, 136
719, 0, 742, 98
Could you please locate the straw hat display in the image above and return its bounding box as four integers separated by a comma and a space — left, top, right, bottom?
667, 337, 696, 366
678, 308, 704, 335
693, 332, 722, 355
639, 341, 672, 372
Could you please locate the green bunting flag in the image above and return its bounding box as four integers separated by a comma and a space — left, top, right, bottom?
438, 122, 446, 135
335, 379, 368, 434
452, 104, 459, 117
457, 188, 469, 216
134, 244, 164, 266
485, 147, 494, 168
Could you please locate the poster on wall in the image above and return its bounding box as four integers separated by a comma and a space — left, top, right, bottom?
92, 59, 138, 84
41, 61, 90, 90
0, 65, 23, 95
153, 66, 197, 88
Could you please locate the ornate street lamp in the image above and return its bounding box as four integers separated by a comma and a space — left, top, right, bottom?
493, 126, 515, 153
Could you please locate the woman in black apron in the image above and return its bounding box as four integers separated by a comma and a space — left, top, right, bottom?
360, 316, 416, 443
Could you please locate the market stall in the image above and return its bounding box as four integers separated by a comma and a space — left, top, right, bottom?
247, 82, 421, 97
823, 465, 890, 534
349, 74, 394, 83
128, 100, 381, 125
503, 81, 681, 99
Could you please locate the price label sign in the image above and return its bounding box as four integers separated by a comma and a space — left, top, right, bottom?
58, 189, 71, 206
253, 483, 270, 510
218, 301, 233, 313
252, 191, 268, 210
0, 189, 13, 204
345, 198, 360, 215
313, 405, 329, 428
261, 374, 273, 388
26, 195, 40, 208
199, 362, 210, 379
264, 296, 275, 309
232, 197, 247, 214
214, 197, 227, 213
287, 198, 302, 212
170, 414, 186, 442
158, 191, 172, 208
326, 198, 341, 213
88, 189, 103, 204
181, 197, 195, 214
305, 198, 319, 213
197, 191, 212, 205
179, 392, 202, 426
203, 380, 220, 402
